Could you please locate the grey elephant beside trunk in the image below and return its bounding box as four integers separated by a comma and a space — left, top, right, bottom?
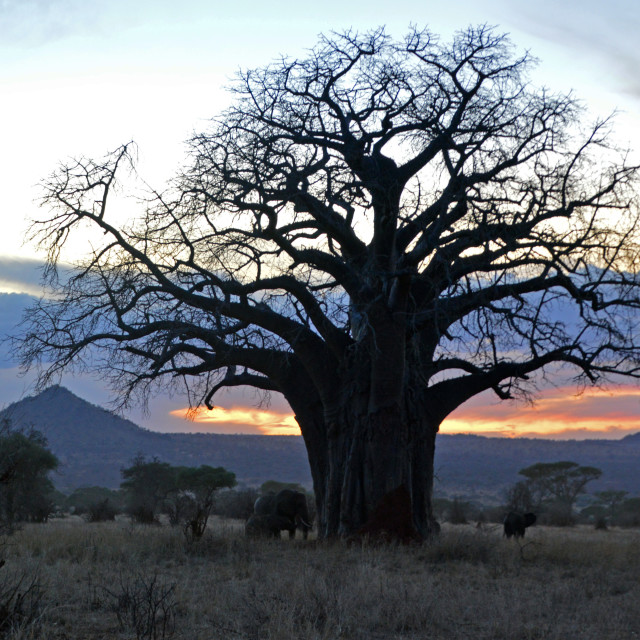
254, 489, 312, 539
503, 511, 537, 538
245, 513, 295, 538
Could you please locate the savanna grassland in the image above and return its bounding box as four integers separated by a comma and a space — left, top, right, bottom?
1, 517, 639, 639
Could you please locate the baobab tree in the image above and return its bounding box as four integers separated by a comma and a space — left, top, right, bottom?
17, 26, 640, 538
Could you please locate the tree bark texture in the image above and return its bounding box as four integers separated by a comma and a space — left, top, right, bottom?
288, 323, 441, 539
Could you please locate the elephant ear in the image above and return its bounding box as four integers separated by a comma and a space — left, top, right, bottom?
524, 513, 537, 527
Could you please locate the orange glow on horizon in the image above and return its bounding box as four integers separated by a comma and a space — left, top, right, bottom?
441, 385, 640, 439
170, 405, 301, 436
169, 385, 640, 439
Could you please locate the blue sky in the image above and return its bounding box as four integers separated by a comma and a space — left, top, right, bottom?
2, 0, 640, 436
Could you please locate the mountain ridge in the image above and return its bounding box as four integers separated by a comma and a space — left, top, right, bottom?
2, 386, 639, 499
1, 385, 311, 491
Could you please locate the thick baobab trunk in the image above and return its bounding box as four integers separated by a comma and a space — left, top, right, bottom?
334, 404, 438, 539
289, 303, 441, 540
298, 379, 440, 540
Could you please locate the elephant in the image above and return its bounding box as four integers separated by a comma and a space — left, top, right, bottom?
245, 513, 296, 538
254, 489, 312, 539
503, 511, 537, 538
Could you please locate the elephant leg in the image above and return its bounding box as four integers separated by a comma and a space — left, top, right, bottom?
288, 527, 295, 539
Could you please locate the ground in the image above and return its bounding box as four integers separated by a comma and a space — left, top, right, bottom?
1, 516, 639, 639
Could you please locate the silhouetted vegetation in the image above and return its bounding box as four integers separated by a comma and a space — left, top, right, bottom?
85, 499, 119, 523
0, 563, 45, 634
521, 461, 602, 525
18, 23, 640, 539
120, 456, 235, 536
121, 456, 176, 524
0, 419, 59, 529
212, 488, 260, 520
65, 486, 125, 516
504, 461, 603, 526
581, 493, 640, 528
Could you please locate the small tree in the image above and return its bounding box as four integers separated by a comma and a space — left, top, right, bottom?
121, 456, 236, 531
120, 455, 176, 524
174, 465, 236, 539
518, 461, 602, 525
591, 490, 628, 525
0, 419, 59, 528
616, 497, 640, 527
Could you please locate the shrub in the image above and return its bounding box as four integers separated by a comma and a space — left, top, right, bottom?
66, 486, 124, 515
103, 571, 177, 640
0, 565, 45, 634
447, 498, 469, 525
128, 505, 159, 525
0, 421, 59, 527
85, 499, 119, 522
213, 488, 260, 520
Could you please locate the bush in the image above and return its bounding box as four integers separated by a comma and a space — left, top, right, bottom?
540, 500, 576, 527
0, 421, 59, 527
213, 488, 259, 520
66, 487, 124, 515
85, 499, 119, 522
448, 498, 470, 525
103, 571, 177, 640
128, 505, 159, 525
163, 494, 198, 526
615, 497, 640, 527
0, 565, 45, 634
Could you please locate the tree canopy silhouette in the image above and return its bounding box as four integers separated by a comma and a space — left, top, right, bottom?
17, 26, 640, 538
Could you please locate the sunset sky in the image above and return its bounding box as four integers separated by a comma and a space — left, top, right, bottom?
163, 384, 640, 439
1, 0, 640, 439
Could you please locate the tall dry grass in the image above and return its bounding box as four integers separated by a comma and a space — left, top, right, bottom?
1, 516, 639, 639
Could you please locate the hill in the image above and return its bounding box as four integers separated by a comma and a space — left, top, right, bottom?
0, 386, 311, 492
2, 386, 640, 499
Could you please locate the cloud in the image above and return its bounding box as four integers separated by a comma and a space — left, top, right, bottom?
166, 385, 298, 435
170, 405, 300, 436
0, 0, 217, 49
0, 1, 106, 46
503, 0, 640, 100
164, 382, 640, 439
442, 384, 640, 439
0, 255, 47, 295
0, 292, 37, 368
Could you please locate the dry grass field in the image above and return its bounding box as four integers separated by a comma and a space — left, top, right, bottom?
1, 516, 639, 639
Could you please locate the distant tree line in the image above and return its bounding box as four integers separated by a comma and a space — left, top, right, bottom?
3, 429, 638, 533
434, 459, 640, 529
505, 461, 602, 526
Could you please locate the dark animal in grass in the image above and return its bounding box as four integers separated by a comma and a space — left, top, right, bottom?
253, 489, 312, 539
503, 511, 537, 538
245, 513, 296, 538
